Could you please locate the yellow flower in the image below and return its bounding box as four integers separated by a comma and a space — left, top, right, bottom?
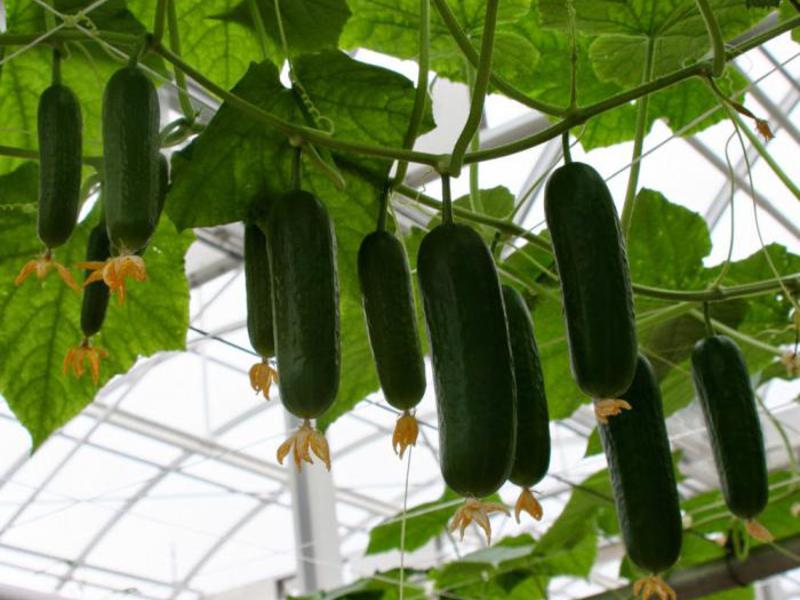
63, 338, 109, 385
249, 360, 278, 399
633, 576, 676, 600
77, 254, 147, 304
594, 398, 632, 424
277, 420, 331, 471
15, 251, 79, 291
392, 411, 419, 458
449, 497, 509, 545
514, 487, 543, 523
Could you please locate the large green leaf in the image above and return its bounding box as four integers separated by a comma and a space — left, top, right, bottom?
341, 0, 541, 93
0, 163, 193, 449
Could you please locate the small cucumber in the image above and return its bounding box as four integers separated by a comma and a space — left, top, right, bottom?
358, 230, 426, 411
600, 354, 682, 574
503, 285, 550, 488
544, 162, 637, 399
102, 66, 160, 254
244, 223, 275, 359
691, 335, 768, 519
37, 84, 83, 249
417, 223, 516, 498
80, 221, 111, 338
266, 190, 340, 419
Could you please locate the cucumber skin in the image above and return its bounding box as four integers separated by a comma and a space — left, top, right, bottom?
691, 335, 768, 519
503, 285, 550, 488
418, 223, 516, 498
266, 191, 340, 419
37, 84, 83, 249
600, 354, 682, 574
358, 231, 426, 411
80, 222, 111, 338
102, 66, 160, 254
544, 162, 637, 399
244, 223, 275, 358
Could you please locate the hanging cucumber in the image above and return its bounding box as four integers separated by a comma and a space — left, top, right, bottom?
37, 83, 83, 249
358, 229, 426, 457
503, 285, 550, 523
544, 162, 637, 410
86, 64, 160, 303
418, 179, 515, 543
244, 222, 277, 399
599, 354, 681, 598
15, 53, 82, 291
691, 335, 769, 528
268, 189, 339, 471
64, 218, 111, 386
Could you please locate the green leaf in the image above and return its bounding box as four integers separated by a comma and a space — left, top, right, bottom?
366, 487, 462, 554
0, 164, 193, 449
341, 0, 541, 93
212, 0, 351, 62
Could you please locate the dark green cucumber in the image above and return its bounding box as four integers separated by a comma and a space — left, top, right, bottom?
80, 221, 111, 338
266, 190, 339, 419
544, 162, 637, 399
37, 84, 83, 249
503, 285, 550, 488
358, 230, 426, 411
102, 66, 160, 254
417, 223, 515, 498
691, 335, 768, 519
600, 354, 682, 574
244, 223, 275, 358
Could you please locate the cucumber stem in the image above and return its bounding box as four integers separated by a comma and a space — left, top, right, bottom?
166, 0, 195, 121
376, 181, 390, 232
694, 0, 726, 78
153, 0, 168, 43
449, 0, 499, 176
702, 302, 715, 336
291, 146, 302, 191
441, 175, 453, 225
51, 48, 62, 85
393, 0, 431, 188
620, 37, 656, 239
247, 0, 270, 61
561, 132, 572, 164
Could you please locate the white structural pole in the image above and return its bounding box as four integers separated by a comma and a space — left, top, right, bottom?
284, 412, 343, 594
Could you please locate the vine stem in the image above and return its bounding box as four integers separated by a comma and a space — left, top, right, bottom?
449, 0, 499, 176
392, 181, 800, 302
393, 0, 430, 187
153, 0, 168, 43
566, 0, 578, 110
166, 0, 194, 120
465, 63, 484, 214
620, 37, 656, 238
429, 0, 565, 116
695, 0, 726, 78
150, 41, 444, 167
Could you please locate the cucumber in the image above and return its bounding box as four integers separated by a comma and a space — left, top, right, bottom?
544, 162, 637, 398
266, 190, 339, 419
244, 223, 275, 358
358, 230, 426, 411
691, 335, 768, 519
37, 84, 83, 249
417, 223, 516, 498
80, 221, 111, 338
599, 354, 682, 574
102, 66, 160, 254
503, 285, 550, 488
